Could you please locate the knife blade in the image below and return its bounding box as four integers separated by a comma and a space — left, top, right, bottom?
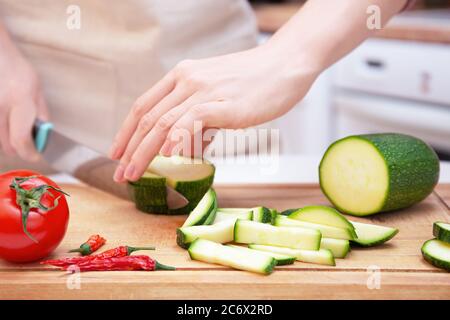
32, 119, 189, 209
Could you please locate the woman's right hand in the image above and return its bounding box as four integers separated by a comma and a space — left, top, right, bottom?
0, 27, 49, 162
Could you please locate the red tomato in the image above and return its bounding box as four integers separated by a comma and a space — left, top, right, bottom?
0, 170, 69, 262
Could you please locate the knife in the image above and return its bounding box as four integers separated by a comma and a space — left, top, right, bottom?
32, 119, 189, 209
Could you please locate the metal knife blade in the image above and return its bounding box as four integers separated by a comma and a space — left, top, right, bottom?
33, 120, 189, 209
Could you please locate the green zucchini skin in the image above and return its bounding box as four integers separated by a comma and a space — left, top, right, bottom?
128, 177, 169, 214
202, 196, 218, 225
128, 167, 215, 215
433, 222, 450, 243
252, 207, 273, 224
176, 229, 190, 249
280, 208, 300, 216
170, 173, 215, 215
421, 239, 450, 271
361, 134, 439, 212
320, 133, 440, 215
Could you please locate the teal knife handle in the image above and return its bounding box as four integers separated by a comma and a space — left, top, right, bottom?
33, 119, 54, 153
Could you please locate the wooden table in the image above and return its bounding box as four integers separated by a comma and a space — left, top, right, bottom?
0, 183, 449, 299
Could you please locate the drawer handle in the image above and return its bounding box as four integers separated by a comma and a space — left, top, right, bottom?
365, 59, 385, 69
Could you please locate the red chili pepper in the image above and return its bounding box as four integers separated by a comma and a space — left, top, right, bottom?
42, 245, 155, 267
68, 234, 106, 255
63, 255, 175, 272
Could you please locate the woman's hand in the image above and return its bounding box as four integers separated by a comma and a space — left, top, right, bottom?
0, 26, 49, 161
110, 44, 320, 182
110, 0, 407, 183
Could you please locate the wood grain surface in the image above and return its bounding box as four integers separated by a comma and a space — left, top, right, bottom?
0, 183, 449, 299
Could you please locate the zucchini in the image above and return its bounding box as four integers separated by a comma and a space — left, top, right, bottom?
188, 239, 277, 274
128, 172, 167, 213
182, 189, 217, 227
421, 239, 450, 271
249, 244, 335, 266
213, 210, 253, 224
227, 245, 296, 266
234, 220, 321, 250
252, 207, 273, 224
128, 155, 215, 214
351, 221, 398, 247
320, 238, 350, 258
269, 208, 278, 224
218, 207, 274, 223
319, 133, 439, 216
288, 206, 354, 231
433, 222, 450, 243
280, 208, 299, 216
176, 219, 235, 249
274, 215, 356, 240
217, 208, 250, 213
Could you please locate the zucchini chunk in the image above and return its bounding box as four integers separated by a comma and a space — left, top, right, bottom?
227, 245, 296, 266
129, 155, 215, 214
177, 219, 235, 249
320, 238, 350, 258
288, 205, 354, 231
182, 188, 217, 227
249, 244, 335, 266
351, 221, 398, 247
234, 220, 321, 250
213, 210, 253, 224
252, 206, 273, 224
421, 239, 450, 271
433, 222, 450, 243
188, 239, 277, 274
319, 133, 439, 216
274, 216, 356, 240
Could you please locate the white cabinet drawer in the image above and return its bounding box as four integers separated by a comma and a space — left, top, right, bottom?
335, 39, 450, 105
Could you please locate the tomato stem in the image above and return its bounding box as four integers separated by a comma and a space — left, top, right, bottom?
9, 176, 69, 243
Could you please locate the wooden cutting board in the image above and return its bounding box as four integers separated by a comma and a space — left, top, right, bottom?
1, 183, 449, 300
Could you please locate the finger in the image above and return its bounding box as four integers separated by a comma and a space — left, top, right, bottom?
160, 102, 228, 158
113, 93, 199, 183
109, 71, 176, 160
199, 127, 217, 157
120, 103, 196, 182
0, 108, 15, 156
117, 85, 190, 171
160, 127, 215, 158
9, 99, 40, 162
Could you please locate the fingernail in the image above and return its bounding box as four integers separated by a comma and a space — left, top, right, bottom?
124, 164, 136, 181
113, 164, 125, 182
160, 141, 172, 157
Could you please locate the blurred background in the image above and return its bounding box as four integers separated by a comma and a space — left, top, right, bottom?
251, 0, 450, 161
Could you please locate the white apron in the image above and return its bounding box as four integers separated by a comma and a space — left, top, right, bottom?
0, 0, 257, 165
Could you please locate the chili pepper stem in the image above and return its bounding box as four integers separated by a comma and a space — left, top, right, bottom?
126, 246, 156, 255
155, 261, 176, 271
